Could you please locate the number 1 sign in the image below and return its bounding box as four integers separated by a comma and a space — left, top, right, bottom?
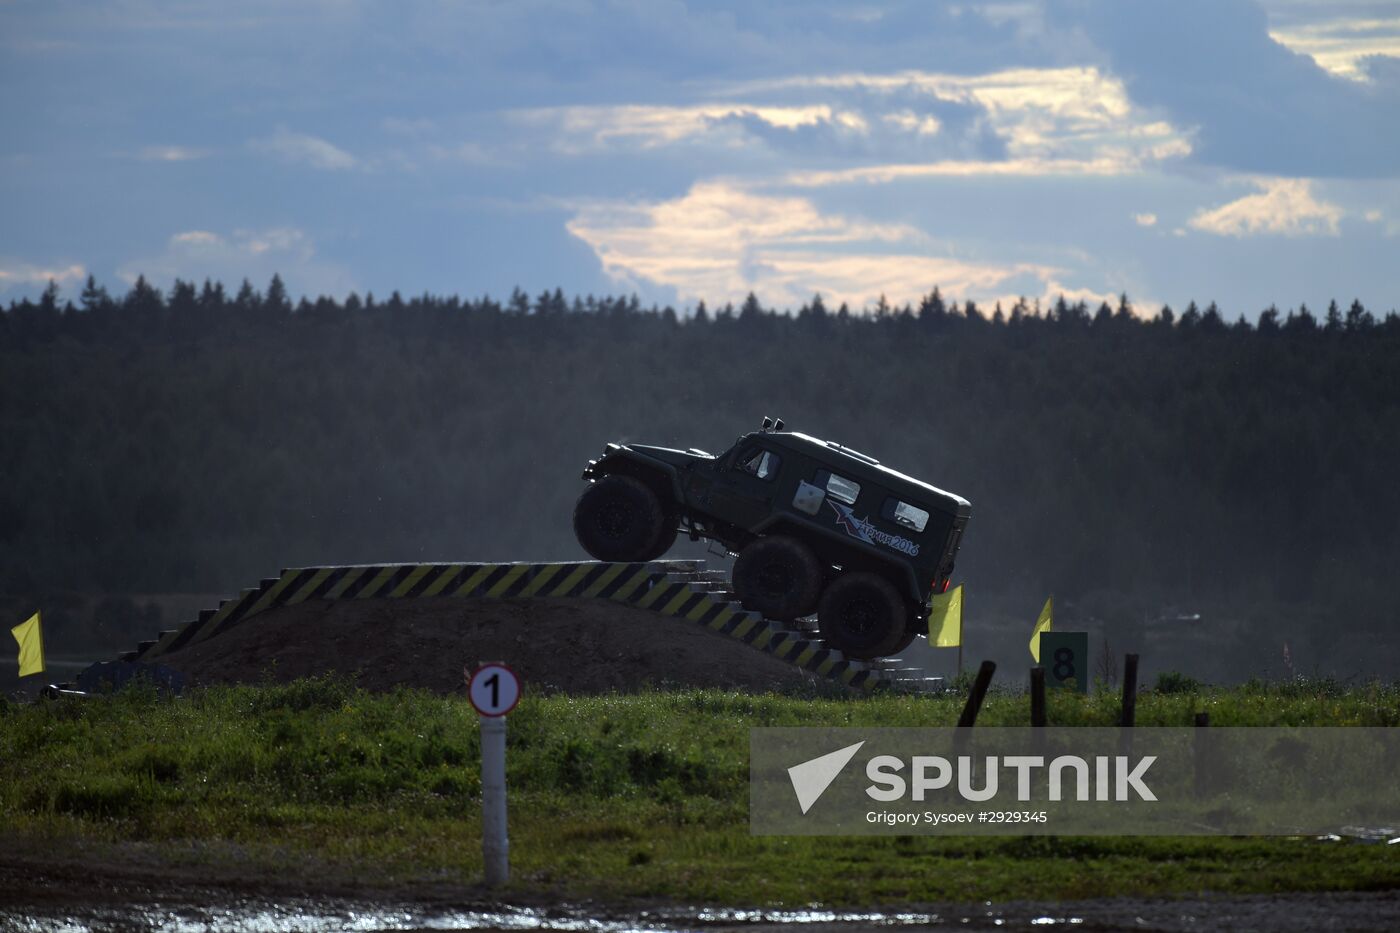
466, 661, 521, 886
469, 662, 521, 717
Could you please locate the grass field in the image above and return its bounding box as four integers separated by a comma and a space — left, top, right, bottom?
2, 678, 1399, 905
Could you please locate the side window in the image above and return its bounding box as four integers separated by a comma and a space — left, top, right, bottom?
881, 497, 930, 533
736, 447, 781, 481
814, 469, 861, 505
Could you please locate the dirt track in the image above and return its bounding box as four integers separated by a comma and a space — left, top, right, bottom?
155, 597, 827, 694
5, 852, 1400, 932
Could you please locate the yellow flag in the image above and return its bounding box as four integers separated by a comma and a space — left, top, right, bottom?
11, 611, 45, 678
928, 585, 963, 647
1028, 596, 1053, 662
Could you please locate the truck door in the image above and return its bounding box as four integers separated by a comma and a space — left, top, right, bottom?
709, 445, 783, 530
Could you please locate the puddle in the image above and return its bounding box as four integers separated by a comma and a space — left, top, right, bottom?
0, 902, 955, 933
6, 891, 1400, 932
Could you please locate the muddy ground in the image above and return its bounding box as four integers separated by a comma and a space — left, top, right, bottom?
152, 597, 828, 694
5, 854, 1400, 932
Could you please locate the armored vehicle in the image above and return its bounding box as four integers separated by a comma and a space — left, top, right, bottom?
573, 418, 970, 659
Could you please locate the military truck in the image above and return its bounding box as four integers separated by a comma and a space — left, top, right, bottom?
572, 418, 970, 659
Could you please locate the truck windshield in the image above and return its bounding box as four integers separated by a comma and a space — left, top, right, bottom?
736, 447, 781, 481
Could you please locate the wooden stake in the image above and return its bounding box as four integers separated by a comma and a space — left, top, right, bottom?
1030, 666, 1047, 728
957, 660, 996, 728
1193, 710, 1211, 795
1120, 653, 1139, 727
957, 588, 964, 678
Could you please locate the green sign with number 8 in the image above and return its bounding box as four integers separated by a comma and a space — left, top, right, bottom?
1039, 631, 1088, 693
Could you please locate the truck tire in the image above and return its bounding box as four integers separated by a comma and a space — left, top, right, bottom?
890, 611, 928, 654
731, 535, 823, 621
644, 516, 680, 561
818, 572, 908, 659
890, 629, 920, 654
573, 475, 667, 562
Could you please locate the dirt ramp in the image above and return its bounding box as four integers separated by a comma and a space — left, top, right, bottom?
157, 597, 826, 694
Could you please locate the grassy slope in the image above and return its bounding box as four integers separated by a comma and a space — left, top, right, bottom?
2, 679, 1399, 905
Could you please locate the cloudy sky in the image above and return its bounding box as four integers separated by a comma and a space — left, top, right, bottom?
3, 0, 1398, 317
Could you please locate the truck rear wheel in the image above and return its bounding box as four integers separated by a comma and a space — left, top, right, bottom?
573, 475, 667, 562
818, 572, 908, 659
890, 629, 919, 654
890, 611, 928, 654
731, 535, 823, 621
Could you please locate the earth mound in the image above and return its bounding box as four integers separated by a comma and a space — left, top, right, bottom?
156, 597, 830, 694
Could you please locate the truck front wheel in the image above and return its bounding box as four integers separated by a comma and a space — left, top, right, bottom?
644, 514, 680, 561
818, 572, 908, 659
573, 475, 668, 562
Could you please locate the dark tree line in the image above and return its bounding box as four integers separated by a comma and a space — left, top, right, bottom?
3, 275, 1399, 662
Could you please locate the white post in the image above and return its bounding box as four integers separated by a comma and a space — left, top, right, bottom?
480, 714, 509, 886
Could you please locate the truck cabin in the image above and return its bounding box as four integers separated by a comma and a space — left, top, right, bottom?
715, 430, 969, 601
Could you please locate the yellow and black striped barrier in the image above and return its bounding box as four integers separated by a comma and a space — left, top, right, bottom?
130, 561, 884, 690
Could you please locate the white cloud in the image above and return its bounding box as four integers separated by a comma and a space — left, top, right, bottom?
0, 259, 85, 293
565, 181, 1074, 311
136, 145, 210, 162
736, 67, 1193, 169
522, 66, 1191, 180
1041, 278, 1124, 314
424, 141, 500, 166
171, 230, 221, 246
883, 110, 941, 135
1359, 206, 1400, 236
512, 103, 867, 153
783, 156, 1135, 187
1134, 212, 1158, 227
119, 227, 357, 297
1188, 178, 1343, 237
1267, 16, 1400, 80
250, 129, 357, 170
